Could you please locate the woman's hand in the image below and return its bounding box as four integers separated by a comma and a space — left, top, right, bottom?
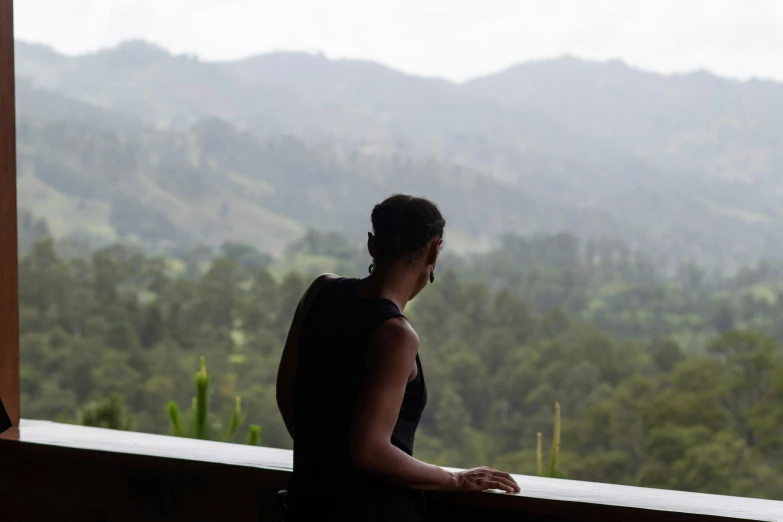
452, 467, 520, 493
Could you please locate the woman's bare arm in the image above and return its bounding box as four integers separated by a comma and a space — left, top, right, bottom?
276, 273, 337, 439
349, 318, 519, 493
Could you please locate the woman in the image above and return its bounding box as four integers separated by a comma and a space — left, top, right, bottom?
276, 194, 519, 521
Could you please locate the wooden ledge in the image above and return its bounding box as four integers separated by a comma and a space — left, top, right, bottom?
1, 420, 781, 522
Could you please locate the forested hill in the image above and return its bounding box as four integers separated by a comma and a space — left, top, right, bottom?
14, 40, 783, 266
15, 113, 630, 256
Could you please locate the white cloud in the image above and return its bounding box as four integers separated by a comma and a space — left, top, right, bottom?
13, 0, 783, 82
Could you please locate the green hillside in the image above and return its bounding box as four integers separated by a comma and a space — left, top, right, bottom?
13, 40, 783, 265
18, 112, 627, 256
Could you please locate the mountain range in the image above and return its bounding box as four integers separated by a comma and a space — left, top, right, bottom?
13, 40, 783, 265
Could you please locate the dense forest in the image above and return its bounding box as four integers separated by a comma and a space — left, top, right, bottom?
19, 226, 783, 500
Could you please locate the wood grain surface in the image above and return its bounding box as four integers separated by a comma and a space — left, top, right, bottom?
0, 0, 19, 440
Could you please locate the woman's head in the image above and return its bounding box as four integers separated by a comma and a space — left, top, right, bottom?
368, 194, 445, 294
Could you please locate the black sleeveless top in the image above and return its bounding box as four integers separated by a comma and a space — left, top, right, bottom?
287, 277, 428, 521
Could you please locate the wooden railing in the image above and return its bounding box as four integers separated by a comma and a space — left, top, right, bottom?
1, 419, 781, 522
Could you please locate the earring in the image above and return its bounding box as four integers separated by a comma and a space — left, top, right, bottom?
430, 268, 435, 284
368, 263, 374, 274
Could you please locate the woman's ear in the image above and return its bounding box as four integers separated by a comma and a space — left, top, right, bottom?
367, 232, 376, 259
427, 237, 441, 267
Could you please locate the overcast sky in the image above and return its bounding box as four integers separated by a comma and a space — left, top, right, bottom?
13, 0, 783, 83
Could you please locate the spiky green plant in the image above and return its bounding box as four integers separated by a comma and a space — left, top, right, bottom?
194, 357, 209, 439
222, 396, 242, 442
537, 401, 562, 478
536, 432, 543, 477
77, 393, 134, 431
248, 424, 261, 446
549, 401, 561, 478
166, 356, 261, 445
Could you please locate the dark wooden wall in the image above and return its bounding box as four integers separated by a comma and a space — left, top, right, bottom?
0, 0, 20, 439
0, 442, 286, 522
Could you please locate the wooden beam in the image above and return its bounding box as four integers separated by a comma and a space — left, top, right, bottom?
0, 0, 19, 440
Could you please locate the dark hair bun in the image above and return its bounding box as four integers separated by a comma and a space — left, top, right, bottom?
371, 194, 445, 260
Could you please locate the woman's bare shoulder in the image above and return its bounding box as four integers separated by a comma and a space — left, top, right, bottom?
369, 316, 420, 363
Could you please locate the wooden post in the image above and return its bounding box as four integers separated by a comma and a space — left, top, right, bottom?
0, 0, 19, 439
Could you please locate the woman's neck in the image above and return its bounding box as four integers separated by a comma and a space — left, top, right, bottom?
360, 263, 420, 312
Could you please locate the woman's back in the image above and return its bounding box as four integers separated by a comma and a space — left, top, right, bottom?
288, 277, 427, 521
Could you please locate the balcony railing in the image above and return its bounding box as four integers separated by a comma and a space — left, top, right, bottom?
1, 419, 781, 522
